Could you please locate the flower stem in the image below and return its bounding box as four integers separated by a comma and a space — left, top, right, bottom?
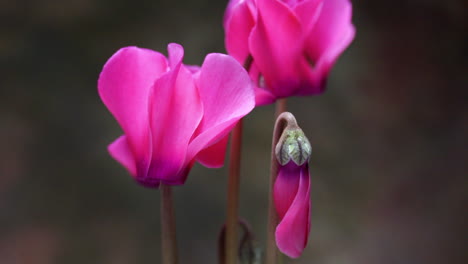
275, 98, 287, 118
161, 184, 178, 264
266, 101, 291, 264
225, 120, 243, 264
224, 56, 253, 264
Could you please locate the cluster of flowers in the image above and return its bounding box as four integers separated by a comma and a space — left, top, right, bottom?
98, 0, 354, 259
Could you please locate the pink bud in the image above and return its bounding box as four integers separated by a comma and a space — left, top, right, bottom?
273, 115, 312, 258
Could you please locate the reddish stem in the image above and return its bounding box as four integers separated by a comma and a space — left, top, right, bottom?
225, 120, 243, 264
161, 184, 178, 264
266, 101, 291, 264
224, 55, 253, 264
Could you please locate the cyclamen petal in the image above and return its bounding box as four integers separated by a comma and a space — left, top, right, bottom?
223, 0, 355, 105
108, 135, 137, 178
195, 135, 230, 168
98, 47, 168, 178
98, 43, 254, 187
305, 0, 355, 74
249, 0, 304, 97
147, 43, 203, 185
188, 53, 255, 166
224, 0, 256, 63
274, 162, 311, 258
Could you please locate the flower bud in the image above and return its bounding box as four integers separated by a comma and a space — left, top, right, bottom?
275, 127, 311, 166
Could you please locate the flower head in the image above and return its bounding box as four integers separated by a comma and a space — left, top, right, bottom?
273, 116, 311, 258
98, 43, 255, 187
224, 0, 355, 105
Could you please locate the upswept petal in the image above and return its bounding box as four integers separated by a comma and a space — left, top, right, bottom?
255, 87, 276, 106
224, 0, 246, 26
224, 0, 258, 29
274, 162, 300, 219
108, 135, 137, 177
195, 135, 230, 168
243, 63, 276, 106
294, 0, 323, 36
185, 65, 201, 74
275, 162, 311, 258
148, 44, 203, 185
282, 0, 300, 7
224, 0, 256, 63
188, 53, 254, 163
306, 0, 355, 73
249, 0, 303, 97
167, 43, 184, 69
98, 47, 168, 177
108, 135, 160, 188
293, 0, 354, 95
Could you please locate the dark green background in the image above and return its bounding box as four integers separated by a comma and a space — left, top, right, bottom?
1, 0, 466, 263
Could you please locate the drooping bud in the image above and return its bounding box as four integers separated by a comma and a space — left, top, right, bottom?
271, 112, 312, 259
275, 127, 311, 166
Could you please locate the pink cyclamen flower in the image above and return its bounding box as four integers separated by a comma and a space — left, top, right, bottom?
98, 43, 255, 187
224, 0, 355, 105
274, 124, 311, 258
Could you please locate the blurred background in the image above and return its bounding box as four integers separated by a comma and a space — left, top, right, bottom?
1, 0, 467, 263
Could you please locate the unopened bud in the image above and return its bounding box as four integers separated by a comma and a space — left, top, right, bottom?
275, 128, 311, 166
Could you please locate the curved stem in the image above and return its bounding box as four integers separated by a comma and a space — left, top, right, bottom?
161, 184, 178, 264
266, 104, 296, 264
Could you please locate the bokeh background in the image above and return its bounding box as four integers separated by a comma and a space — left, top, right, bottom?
1, 0, 467, 263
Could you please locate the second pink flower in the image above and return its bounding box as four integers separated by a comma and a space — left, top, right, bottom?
224, 0, 355, 105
